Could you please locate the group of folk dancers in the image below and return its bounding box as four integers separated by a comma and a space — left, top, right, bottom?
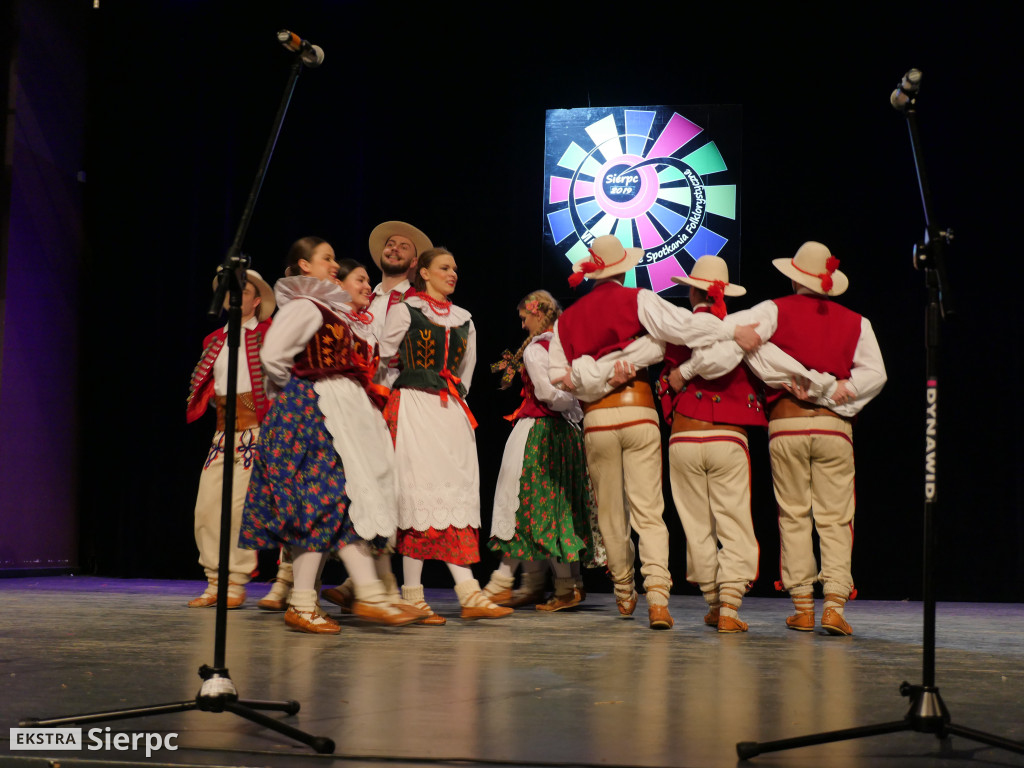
186, 222, 886, 635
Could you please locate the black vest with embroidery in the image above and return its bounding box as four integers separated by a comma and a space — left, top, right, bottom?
392, 306, 469, 396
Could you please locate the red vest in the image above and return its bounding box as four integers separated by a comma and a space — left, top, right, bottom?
509, 339, 559, 420
557, 281, 645, 361
386, 285, 416, 314
768, 294, 862, 403
658, 309, 766, 427
186, 319, 272, 424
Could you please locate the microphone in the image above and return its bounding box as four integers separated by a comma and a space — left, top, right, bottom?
890, 68, 922, 111
277, 29, 325, 68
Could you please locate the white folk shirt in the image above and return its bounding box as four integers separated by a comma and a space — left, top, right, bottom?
212, 315, 258, 395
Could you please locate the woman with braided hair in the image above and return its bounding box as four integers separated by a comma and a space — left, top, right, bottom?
482, 290, 604, 611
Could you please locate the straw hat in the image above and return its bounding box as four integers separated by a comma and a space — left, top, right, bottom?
568, 235, 644, 288
671, 255, 746, 296
212, 269, 275, 321
367, 221, 433, 270
772, 241, 848, 296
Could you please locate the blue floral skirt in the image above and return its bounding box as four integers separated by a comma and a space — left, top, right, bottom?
239, 377, 366, 552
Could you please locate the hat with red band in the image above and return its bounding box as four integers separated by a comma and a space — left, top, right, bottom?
772, 241, 848, 296
671, 255, 745, 319
568, 234, 644, 288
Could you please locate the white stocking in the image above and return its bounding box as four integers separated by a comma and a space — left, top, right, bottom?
446, 562, 474, 585
403, 556, 424, 588
338, 541, 378, 586
291, 548, 325, 592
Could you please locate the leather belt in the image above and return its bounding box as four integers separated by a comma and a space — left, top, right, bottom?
215, 393, 259, 431
582, 372, 654, 413
769, 393, 845, 421
671, 413, 747, 436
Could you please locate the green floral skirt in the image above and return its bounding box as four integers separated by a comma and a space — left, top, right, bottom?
489, 417, 604, 566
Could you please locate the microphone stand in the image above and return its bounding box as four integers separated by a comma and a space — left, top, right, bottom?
21, 40, 335, 755
736, 71, 1022, 761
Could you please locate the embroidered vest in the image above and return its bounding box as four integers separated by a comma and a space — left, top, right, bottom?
767, 294, 862, 403
392, 306, 470, 396
186, 319, 272, 424
291, 303, 379, 388
557, 282, 645, 361
659, 347, 766, 428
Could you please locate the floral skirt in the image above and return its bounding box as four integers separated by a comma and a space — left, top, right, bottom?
489, 416, 602, 565
239, 377, 368, 552
396, 526, 480, 565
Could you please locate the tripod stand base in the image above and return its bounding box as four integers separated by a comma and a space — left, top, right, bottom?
20, 667, 335, 755
737, 683, 1024, 760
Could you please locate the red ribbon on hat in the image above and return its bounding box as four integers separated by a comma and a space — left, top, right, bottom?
705, 280, 727, 319
568, 248, 606, 289
568, 242, 629, 289
687, 275, 729, 319
791, 255, 841, 293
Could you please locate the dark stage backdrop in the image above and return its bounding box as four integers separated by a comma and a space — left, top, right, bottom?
16, 1, 1015, 601
0, 0, 86, 571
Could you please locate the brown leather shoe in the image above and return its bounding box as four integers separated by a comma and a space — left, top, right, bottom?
615, 590, 638, 616
574, 586, 587, 603
484, 587, 513, 605
351, 600, 421, 627
321, 586, 354, 613
417, 612, 447, 625
392, 601, 431, 618
536, 593, 581, 612
786, 611, 815, 631
704, 606, 720, 627
648, 604, 674, 629
284, 606, 341, 634
188, 592, 217, 608
189, 589, 245, 609
821, 607, 853, 636
717, 614, 748, 633
401, 586, 447, 625
506, 588, 546, 608
461, 599, 514, 620
257, 578, 291, 611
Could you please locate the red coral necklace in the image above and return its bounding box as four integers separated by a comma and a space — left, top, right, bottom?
419, 293, 452, 316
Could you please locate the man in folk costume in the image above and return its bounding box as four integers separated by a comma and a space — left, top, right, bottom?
186, 270, 276, 609
366, 220, 433, 382
651, 256, 768, 632
548, 235, 761, 629
741, 242, 886, 635
320, 220, 434, 618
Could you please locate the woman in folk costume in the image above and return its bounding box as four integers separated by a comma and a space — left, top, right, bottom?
482, 290, 604, 611
378, 247, 512, 622
239, 237, 417, 634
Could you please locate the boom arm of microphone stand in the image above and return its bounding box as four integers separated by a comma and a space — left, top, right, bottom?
903, 103, 955, 320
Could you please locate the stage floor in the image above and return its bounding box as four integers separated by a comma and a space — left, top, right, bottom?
1, 576, 1022, 768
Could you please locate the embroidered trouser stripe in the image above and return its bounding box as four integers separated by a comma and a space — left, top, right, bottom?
768, 416, 855, 595
195, 428, 259, 584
